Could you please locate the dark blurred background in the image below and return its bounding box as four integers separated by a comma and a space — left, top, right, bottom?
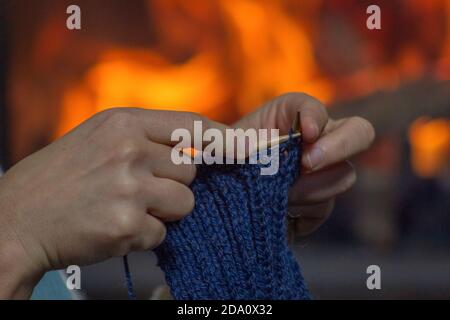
1, 0, 449, 299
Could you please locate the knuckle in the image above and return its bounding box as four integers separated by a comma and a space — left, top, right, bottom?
278, 92, 308, 107
111, 209, 139, 239
104, 108, 135, 128
186, 111, 203, 121
281, 92, 308, 101
185, 112, 205, 130
169, 111, 204, 134
282, 92, 327, 119
116, 176, 140, 198
282, 92, 323, 105
115, 139, 141, 162
93, 108, 116, 121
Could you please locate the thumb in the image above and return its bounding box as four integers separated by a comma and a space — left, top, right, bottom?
234, 93, 329, 144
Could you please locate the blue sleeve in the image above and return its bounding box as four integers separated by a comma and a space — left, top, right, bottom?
31, 271, 75, 300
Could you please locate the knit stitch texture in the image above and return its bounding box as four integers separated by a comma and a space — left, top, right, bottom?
154, 138, 310, 300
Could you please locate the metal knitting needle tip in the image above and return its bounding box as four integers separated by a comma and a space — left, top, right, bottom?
291, 111, 301, 134
255, 112, 302, 152
256, 132, 301, 152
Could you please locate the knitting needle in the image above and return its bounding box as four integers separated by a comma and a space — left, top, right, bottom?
182, 112, 302, 157
255, 132, 301, 151
292, 110, 301, 133
255, 111, 302, 152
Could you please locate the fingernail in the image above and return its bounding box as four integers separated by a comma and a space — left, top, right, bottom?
306, 147, 325, 169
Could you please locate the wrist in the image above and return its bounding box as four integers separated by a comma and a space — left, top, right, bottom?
0, 238, 44, 299
0, 177, 45, 299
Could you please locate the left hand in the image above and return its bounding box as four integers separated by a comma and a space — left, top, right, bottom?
233, 93, 375, 237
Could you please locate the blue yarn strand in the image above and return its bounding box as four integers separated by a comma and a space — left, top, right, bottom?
123, 255, 136, 300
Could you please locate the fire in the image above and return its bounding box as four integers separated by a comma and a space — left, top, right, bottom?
408, 118, 450, 178
218, 0, 333, 112
57, 50, 229, 136
55, 0, 333, 137
53, 0, 450, 165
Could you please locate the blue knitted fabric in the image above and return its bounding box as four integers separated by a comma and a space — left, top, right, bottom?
153, 138, 310, 300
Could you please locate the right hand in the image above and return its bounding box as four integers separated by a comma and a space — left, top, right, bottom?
0, 108, 226, 298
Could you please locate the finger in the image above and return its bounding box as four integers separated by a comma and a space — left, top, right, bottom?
289, 199, 335, 237
289, 161, 356, 205
302, 116, 375, 171
129, 108, 230, 147
273, 92, 329, 142
294, 94, 329, 143
145, 177, 195, 222
145, 142, 197, 186
132, 215, 167, 251
235, 93, 329, 142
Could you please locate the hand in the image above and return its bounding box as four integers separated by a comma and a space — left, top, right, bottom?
234, 93, 375, 237
0, 108, 226, 299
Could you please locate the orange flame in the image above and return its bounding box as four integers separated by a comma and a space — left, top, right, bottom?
54, 0, 450, 141
57, 50, 228, 136
56, 0, 335, 137
408, 118, 450, 178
